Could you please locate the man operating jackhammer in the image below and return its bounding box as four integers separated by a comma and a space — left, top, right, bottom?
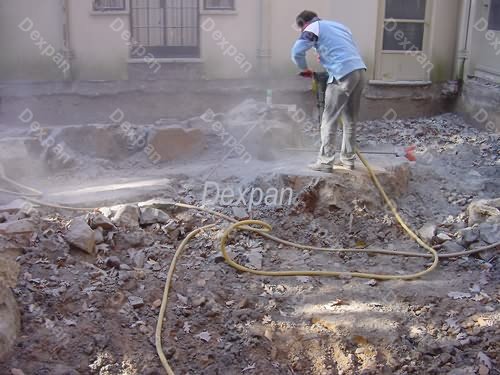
291, 10, 367, 172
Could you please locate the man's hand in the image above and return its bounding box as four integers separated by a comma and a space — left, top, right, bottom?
298, 69, 314, 78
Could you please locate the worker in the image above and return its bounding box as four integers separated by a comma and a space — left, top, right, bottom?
291, 10, 367, 172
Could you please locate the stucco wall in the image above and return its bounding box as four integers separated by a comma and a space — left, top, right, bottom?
201, 0, 379, 79
468, 0, 500, 81
69, 0, 130, 80
0, 0, 64, 81
327, 0, 379, 78
200, 0, 258, 79
429, 0, 461, 82
0, 0, 463, 82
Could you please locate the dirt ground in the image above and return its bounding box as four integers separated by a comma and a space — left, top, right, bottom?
0, 103, 499, 375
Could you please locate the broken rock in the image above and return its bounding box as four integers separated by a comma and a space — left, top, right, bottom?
114, 231, 144, 249
468, 198, 500, 226
232, 207, 248, 220
441, 241, 466, 254
94, 227, 104, 244
247, 249, 263, 270
0, 199, 33, 215
436, 232, 452, 244
418, 223, 436, 243
128, 296, 144, 308
89, 213, 116, 231
0, 219, 36, 235
0, 288, 20, 361
64, 217, 96, 255
0, 259, 20, 289
133, 251, 146, 268
105, 256, 121, 270
479, 222, 500, 244
139, 207, 171, 225
112, 204, 140, 228
457, 227, 480, 245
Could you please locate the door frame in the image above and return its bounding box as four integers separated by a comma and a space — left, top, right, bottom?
374, 0, 434, 81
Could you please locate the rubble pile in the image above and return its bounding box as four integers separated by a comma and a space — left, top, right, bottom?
0, 110, 498, 374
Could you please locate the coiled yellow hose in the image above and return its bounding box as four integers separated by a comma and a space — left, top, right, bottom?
153, 150, 497, 374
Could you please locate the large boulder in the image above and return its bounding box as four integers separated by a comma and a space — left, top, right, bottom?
0, 258, 21, 360
50, 124, 134, 161
148, 126, 205, 162
0, 288, 20, 361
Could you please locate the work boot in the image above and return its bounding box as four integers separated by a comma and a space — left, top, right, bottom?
340, 161, 355, 170
340, 158, 355, 170
308, 162, 333, 173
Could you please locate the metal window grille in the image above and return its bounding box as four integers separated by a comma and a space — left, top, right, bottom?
204, 0, 235, 10
130, 0, 200, 58
489, 0, 500, 31
93, 0, 126, 11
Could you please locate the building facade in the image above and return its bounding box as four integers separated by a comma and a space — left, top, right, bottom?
0, 0, 498, 85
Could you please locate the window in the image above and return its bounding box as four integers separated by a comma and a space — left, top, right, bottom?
204, 0, 235, 11
489, 0, 500, 31
385, 0, 426, 20
93, 0, 126, 11
383, 0, 427, 51
383, 23, 425, 50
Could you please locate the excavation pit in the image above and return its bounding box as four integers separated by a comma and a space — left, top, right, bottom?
0, 103, 498, 375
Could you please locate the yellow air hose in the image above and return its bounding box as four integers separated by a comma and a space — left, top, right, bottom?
153, 149, 497, 374
155, 224, 216, 375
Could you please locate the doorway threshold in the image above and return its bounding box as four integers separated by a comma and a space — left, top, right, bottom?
369, 80, 432, 87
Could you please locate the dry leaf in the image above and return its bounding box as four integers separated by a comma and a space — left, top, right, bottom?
355, 240, 367, 248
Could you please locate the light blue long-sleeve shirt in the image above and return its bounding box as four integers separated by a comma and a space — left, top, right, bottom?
291, 18, 366, 83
